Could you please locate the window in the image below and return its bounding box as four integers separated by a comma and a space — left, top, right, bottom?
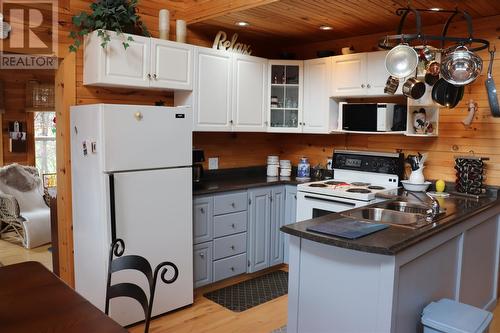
34, 112, 56, 179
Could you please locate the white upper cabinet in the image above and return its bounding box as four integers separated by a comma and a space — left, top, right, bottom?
84, 30, 193, 91
366, 51, 391, 96
303, 57, 336, 134
267, 60, 304, 133
331, 53, 367, 97
232, 54, 268, 132
194, 47, 233, 131
150, 39, 193, 90
331, 51, 396, 97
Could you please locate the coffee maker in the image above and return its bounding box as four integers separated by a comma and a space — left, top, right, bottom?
193, 148, 205, 183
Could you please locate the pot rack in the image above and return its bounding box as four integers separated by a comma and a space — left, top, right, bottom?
378, 7, 490, 52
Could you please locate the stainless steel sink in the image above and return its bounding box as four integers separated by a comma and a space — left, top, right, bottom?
341, 207, 427, 227
380, 201, 430, 215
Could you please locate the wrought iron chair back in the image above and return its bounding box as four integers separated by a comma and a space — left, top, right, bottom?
105, 238, 179, 333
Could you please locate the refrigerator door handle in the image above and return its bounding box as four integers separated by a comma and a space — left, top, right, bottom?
109, 174, 117, 242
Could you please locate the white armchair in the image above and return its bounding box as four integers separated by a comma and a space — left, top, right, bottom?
0, 164, 51, 249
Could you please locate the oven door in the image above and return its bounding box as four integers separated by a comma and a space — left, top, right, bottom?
296, 191, 367, 222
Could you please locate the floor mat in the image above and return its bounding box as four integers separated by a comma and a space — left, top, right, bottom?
204, 270, 288, 312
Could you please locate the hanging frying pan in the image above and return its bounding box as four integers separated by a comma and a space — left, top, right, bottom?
432, 78, 464, 108
485, 47, 500, 117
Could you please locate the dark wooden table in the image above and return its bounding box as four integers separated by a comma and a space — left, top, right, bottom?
0, 261, 128, 333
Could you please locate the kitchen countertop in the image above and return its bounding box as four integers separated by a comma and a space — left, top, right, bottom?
193, 166, 317, 195
281, 189, 500, 255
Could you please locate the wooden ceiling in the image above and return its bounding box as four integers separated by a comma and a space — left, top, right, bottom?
187, 0, 500, 45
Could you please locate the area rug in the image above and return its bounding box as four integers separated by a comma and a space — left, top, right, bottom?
271, 325, 287, 333
204, 270, 288, 312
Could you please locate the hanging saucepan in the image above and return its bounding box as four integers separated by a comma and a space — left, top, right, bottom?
402, 76, 426, 99
432, 78, 465, 108
441, 46, 483, 86
385, 44, 419, 78
424, 61, 440, 86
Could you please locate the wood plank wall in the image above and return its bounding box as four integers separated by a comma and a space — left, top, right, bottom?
0, 70, 55, 166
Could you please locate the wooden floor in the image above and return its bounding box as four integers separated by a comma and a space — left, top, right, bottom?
128, 264, 500, 333
0, 239, 52, 270
129, 266, 288, 333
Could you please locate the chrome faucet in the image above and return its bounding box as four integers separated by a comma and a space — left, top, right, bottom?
405, 191, 441, 221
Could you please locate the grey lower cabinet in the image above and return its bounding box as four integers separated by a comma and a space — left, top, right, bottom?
193, 191, 248, 288
247, 186, 286, 273
193, 185, 297, 287
283, 185, 297, 263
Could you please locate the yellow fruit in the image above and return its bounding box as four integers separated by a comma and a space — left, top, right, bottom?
436, 180, 446, 193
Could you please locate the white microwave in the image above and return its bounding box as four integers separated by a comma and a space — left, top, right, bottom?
339, 102, 395, 132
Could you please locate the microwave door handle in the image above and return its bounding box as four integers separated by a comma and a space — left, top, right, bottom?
304, 195, 356, 207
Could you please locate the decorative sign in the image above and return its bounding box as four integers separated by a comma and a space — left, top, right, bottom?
212, 31, 252, 55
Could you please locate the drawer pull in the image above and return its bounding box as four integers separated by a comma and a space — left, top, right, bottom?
231, 245, 235, 250
200, 207, 205, 214
199, 252, 205, 258
230, 267, 235, 271
231, 223, 236, 228
231, 202, 236, 208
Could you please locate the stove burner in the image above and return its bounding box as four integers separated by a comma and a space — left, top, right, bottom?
309, 183, 328, 188
367, 185, 386, 190
325, 181, 347, 185
346, 188, 372, 194
351, 182, 371, 187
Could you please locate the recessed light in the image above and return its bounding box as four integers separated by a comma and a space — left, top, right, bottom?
429, 7, 442, 11
235, 21, 250, 27
319, 25, 333, 31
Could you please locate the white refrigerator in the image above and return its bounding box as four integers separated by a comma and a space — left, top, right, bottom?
70, 104, 193, 326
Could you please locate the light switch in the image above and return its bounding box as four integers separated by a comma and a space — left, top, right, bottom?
208, 157, 219, 170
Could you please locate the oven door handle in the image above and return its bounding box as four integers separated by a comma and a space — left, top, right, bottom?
303, 195, 356, 207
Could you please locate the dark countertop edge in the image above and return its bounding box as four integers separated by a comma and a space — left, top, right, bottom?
280, 198, 500, 256
193, 178, 303, 195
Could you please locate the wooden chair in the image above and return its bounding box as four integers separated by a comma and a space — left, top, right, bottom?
105, 239, 179, 333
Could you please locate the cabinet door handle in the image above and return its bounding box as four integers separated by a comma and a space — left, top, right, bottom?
361, 84, 365, 88
230, 120, 234, 124
153, 74, 158, 80
294, 194, 297, 199
231, 245, 235, 250
147, 73, 151, 79
230, 267, 235, 271
367, 84, 371, 88
199, 252, 205, 258
200, 207, 205, 214
231, 223, 236, 228
231, 202, 236, 208
134, 112, 143, 121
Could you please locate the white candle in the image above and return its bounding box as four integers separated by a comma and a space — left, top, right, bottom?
159, 9, 169, 40
176, 19, 186, 43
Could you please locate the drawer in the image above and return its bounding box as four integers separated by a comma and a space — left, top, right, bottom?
214, 191, 248, 215
193, 196, 213, 245
213, 233, 247, 260
213, 253, 247, 281
193, 242, 213, 288
213, 211, 247, 238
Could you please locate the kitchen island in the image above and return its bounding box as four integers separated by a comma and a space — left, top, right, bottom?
281, 192, 500, 333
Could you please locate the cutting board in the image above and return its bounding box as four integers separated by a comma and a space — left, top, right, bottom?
306, 218, 389, 239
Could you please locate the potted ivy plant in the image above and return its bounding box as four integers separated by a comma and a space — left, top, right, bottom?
69, 0, 150, 52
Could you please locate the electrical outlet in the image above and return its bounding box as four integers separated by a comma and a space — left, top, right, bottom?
326, 158, 333, 170
208, 157, 219, 170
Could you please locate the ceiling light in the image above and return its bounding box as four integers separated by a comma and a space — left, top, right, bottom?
429, 8, 442, 11
319, 25, 333, 31
235, 21, 250, 27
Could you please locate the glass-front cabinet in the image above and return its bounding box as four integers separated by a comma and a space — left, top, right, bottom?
268, 60, 303, 132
